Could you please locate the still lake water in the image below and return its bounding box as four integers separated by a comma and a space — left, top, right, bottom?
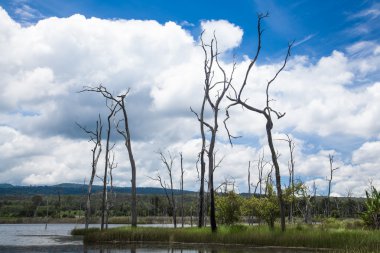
0, 224, 321, 253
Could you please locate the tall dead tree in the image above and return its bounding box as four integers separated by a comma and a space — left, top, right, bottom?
81, 85, 138, 227
296, 182, 312, 224
180, 152, 185, 228
76, 115, 103, 229
278, 134, 295, 222
326, 154, 339, 217
191, 32, 235, 232
101, 101, 117, 230
248, 161, 251, 195
149, 151, 177, 228
105, 150, 117, 229
192, 48, 209, 229
312, 180, 318, 217
225, 13, 293, 232
114, 91, 138, 227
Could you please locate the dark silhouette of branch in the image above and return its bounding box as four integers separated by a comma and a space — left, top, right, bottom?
223, 13, 293, 232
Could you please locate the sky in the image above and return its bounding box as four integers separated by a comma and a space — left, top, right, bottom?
0, 0, 379, 197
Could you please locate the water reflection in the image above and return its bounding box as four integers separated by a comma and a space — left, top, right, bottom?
0, 224, 323, 253
83, 244, 320, 253
0, 243, 323, 253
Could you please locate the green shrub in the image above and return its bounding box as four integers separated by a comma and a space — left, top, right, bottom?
243, 185, 279, 229
361, 186, 380, 229
215, 191, 243, 225
71, 227, 100, 236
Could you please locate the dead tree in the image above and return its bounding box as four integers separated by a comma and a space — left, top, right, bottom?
264, 164, 274, 196
180, 152, 185, 228
191, 43, 209, 229
248, 161, 251, 195
105, 150, 117, 229
278, 134, 295, 222
77, 96, 117, 231
225, 13, 293, 232
311, 180, 318, 217
326, 154, 339, 217
195, 155, 207, 226
296, 182, 312, 224
149, 151, 177, 228
191, 32, 234, 232
253, 150, 269, 196
81, 85, 138, 227
101, 102, 117, 230
114, 92, 138, 227
76, 115, 103, 229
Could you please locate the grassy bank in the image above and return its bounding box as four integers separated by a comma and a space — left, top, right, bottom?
0, 217, 86, 224
75, 224, 380, 252
0, 215, 185, 224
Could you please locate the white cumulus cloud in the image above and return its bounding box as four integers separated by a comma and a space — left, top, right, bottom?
0, 7, 379, 197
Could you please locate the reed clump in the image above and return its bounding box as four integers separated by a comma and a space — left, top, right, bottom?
80, 224, 380, 252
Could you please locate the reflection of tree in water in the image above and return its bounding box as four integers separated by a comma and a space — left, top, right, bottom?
81, 245, 301, 253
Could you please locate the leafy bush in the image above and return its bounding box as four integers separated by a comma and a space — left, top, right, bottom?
243, 184, 279, 229
215, 191, 243, 225
361, 186, 380, 229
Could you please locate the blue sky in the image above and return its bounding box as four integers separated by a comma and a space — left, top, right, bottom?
0, 0, 380, 196
2, 0, 379, 58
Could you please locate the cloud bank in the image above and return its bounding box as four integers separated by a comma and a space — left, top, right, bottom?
1, 7, 379, 196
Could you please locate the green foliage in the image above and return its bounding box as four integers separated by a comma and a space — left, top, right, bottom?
215, 191, 243, 225
361, 186, 380, 229
71, 227, 100, 236
283, 180, 305, 203
243, 184, 279, 229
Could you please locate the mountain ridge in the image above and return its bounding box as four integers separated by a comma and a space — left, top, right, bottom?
0, 183, 195, 196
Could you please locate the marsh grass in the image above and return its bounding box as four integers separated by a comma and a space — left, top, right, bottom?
78, 224, 380, 252
71, 227, 99, 236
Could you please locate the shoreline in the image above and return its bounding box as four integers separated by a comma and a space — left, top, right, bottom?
0, 216, 185, 225
76, 225, 380, 252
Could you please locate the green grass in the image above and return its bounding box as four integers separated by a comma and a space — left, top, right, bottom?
71, 227, 100, 236
78, 224, 380, 252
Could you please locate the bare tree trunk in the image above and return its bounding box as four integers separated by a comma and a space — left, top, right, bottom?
265, 118, 286, 231
85, 187, 92, 229
327, 154, 339, 217
150, 151, 177, 228
169, 156, 177, 228
248, 161, 251, 195
198, 155, 206, 228
312, 180, 317, 218
279, 134, 295, 223
77, 116, 102, 230
56, 190, 62, 219
195, 91, 207, 228
117, 97, 138, 227
106, 151, 117, 229
105, 188, 109, 229
253, 150, 267, 196
208, 131, 217, 232
101, 107, 115, 230
180, 152, 184, 228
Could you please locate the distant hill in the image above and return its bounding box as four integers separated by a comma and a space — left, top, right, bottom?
0, 183, 14, 188
0, 183, 195, 196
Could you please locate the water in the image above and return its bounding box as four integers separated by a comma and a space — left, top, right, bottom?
0, 224, 321, 253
